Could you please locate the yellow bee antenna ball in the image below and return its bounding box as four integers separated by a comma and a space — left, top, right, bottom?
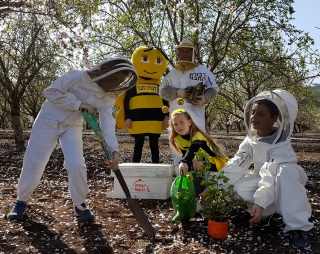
177, 98, 185, 105
162, 106, 169, 114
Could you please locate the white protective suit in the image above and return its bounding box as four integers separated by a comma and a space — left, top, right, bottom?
17, 70, 119, 207
160, 64, 218, 132
223, 89, 313, 232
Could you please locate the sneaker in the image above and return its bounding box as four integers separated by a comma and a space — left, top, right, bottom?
7, 200, 27, 220
230, 208, 251, 227
259, 213, 284, 229
196, 199, 203, 213
288, 230, 311, 250
74, 203, 95, 223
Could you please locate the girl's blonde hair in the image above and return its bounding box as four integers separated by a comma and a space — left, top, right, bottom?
169, 109, 225, 157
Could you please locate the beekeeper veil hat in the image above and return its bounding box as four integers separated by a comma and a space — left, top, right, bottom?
88, 57, 137, 92
244, 89, 298, 144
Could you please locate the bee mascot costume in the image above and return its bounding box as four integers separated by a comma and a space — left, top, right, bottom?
115, 46, 169, 162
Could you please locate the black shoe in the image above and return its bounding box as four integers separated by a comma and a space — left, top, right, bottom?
259, 213, 284, 229
288, 230, 311, 250
7, 201, 27, 220
74, 203, 95, 223
230, 208, 251, 227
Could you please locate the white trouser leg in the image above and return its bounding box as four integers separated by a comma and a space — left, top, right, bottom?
277, 165, 313, 232
232, 175, 276, 216
59, 126, 88, 207
17, 119, 58, 201
233, 175, 260, 203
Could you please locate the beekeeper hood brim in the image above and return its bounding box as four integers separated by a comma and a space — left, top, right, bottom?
88, 57, 137, 92
244, 89, 298, 144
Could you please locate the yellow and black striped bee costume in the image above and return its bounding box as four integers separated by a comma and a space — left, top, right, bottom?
124, 86, 168, 134
121, 46, 169, 135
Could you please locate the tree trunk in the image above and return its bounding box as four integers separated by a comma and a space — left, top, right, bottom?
10, 101, 25, 151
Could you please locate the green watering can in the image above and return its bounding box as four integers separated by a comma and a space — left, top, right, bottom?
170, 174, 196, 223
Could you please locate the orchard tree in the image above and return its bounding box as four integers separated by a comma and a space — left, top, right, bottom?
0, 1, 103, 149
22, 69, 57, 122
0, 94, 10, 129
1, 0, 320, 142
83, 0, 320, 129
0, 1, 28, 18
0, 14, 59, 150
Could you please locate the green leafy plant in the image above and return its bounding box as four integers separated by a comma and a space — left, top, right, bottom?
201, 171, 239, 222
194, 148, 212, 173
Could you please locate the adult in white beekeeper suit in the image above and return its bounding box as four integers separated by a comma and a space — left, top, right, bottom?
222, 89, 313, 250
7, 58, 137, 222
159, 39, 218, 132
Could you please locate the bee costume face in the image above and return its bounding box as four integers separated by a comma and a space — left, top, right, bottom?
132, 46, 169, 82
131, 46, 169, 94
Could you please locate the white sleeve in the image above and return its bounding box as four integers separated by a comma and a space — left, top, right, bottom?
253, 162, 278, 209
160, 72, 181, 101
222, 137, 252, 185
160, 73, 171, 88
43, 72, 82, 111
159, 75, 178, 101
204, 68, 218, 92
98, 105, 119, 153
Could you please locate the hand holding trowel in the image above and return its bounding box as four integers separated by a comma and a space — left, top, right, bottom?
81, 111, 155, 240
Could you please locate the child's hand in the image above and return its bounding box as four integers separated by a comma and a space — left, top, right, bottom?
249, 204, 263, 224
178, 162, 188, 175
105, 151, 120, 170
192, 159, 204, 171
125, 119, 132, 129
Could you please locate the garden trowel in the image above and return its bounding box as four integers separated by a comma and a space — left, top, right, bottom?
81, 111, 155, 240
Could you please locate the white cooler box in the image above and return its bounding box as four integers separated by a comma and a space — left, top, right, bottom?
107, 163, 174, 200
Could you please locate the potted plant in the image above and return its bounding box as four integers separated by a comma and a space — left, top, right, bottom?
201, 171, 238, 240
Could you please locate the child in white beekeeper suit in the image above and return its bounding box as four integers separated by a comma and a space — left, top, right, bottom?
222, 89, 313, 250
7, 58, 137, 222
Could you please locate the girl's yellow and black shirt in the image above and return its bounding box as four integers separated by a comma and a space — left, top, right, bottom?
174, 131, 227, 171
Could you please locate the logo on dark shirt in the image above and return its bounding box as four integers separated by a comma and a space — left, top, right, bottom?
189, 72, 207, 81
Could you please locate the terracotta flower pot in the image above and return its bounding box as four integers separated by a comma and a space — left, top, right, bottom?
208, 219, 229, 240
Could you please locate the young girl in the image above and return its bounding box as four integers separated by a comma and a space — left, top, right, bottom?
169, 108, 227, 195
222, 89, 313, 250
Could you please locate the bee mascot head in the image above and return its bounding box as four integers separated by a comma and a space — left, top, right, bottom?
131, 46, 169, 88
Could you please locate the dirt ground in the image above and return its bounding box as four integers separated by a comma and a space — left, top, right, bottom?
0, 133, 319, 254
